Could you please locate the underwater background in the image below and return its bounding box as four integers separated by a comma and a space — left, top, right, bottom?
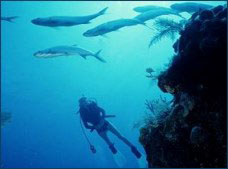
1, 1, 226, 168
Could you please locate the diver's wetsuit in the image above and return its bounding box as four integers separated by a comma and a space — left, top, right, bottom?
79, 101, 105, 130
79, 101, 142, 158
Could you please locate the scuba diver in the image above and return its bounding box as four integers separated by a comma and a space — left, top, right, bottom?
78, 96, 142, 159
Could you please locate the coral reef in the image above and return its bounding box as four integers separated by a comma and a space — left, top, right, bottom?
149, 18, 186, 47
140, 5, 227, 168
133, 96, 171, 130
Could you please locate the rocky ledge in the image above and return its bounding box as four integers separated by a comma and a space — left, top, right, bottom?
140, 5, 227, 168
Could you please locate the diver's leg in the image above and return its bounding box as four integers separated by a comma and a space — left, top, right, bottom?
98, 131, 112, 146
98, 131, 117, 154
107, 122, 133, 147
107, 122, 142, 158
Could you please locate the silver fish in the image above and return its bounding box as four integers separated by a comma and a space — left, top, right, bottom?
83, 18, 147, 37
1, 16, 18, 22
31, 7, 108, 27
170, 2, 213, 13
134, 8, 183, 22
133, 5, 173, 13
34, 45, 106, 63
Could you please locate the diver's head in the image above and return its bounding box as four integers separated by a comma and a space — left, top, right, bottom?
79, 97, 88, 107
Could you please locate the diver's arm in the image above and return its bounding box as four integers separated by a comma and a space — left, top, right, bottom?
84, 121, 94, 129
82, 119, 94, 129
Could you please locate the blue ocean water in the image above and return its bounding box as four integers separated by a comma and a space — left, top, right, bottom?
1, 1, 226, 168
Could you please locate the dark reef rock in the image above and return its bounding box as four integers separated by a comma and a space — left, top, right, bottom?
212, 5, 224, 15
140, 6, 227, 168
199, 10, 214, 20
190, 126, 209, 145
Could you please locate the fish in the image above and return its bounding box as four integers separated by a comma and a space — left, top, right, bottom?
146, 67, 154, 74
31, 7, 108, 27
83, 18, 147, 37
170, 2, 214, 13
133, 8, 183, 22
34, 45, 106, 63
146, 67, 155, 78
133, 5, 175, 13
1, 16, 19, 22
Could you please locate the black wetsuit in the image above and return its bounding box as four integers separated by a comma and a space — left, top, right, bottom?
79, 102, 106, 130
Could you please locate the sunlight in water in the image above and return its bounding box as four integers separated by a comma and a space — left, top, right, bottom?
1, 0, 226, 168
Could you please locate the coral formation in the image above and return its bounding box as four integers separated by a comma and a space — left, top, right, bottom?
149, 18, 186, 47
140, 5, 227, 168
133, 96, 171, 130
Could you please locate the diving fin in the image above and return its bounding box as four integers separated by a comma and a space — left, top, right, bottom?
131, 146, 142, 159
109, 144, 117, 154
130, 146, 147, 168
137, 153, 148, 168
112, 149, 127, 168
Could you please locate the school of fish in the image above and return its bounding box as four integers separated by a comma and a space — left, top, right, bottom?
2, 2, 216, 63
